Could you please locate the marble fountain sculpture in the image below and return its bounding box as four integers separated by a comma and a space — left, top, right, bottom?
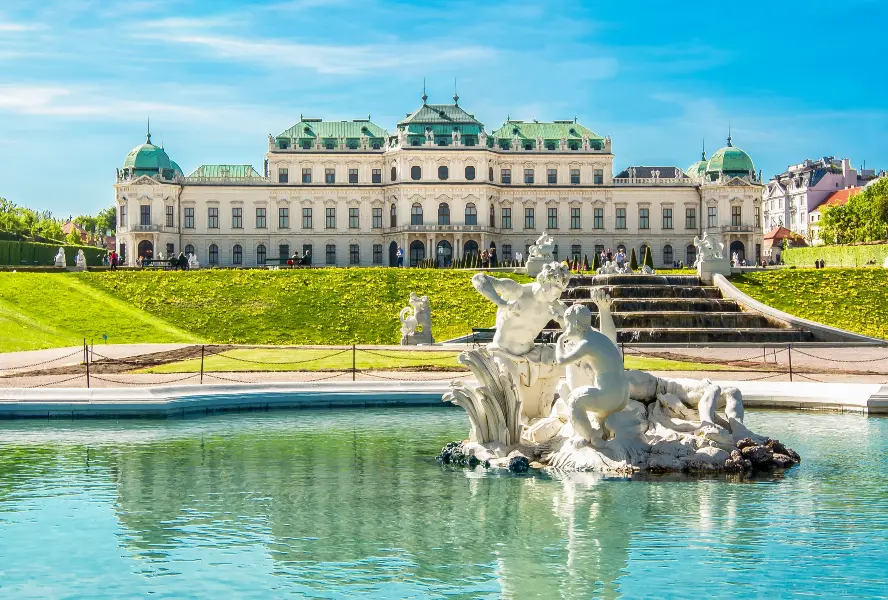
75, 249, 87, 270
400, 292, 433, 345
524, 232, 556, 277
441, 261, 799, 474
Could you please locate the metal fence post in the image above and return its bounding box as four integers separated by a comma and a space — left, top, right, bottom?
85, 341, 90, 389
352, 344, 356, 381
200, 345, 205, 384
788, 343, 793, 382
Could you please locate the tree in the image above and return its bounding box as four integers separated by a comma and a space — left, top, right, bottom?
65, 228, 82, 246
582, 254, 589, 271
629, 248, 638, 270
592, 251, 601, 271
643, 246, 654, 270
74, 215, 98, 235
95, 206, 117, 235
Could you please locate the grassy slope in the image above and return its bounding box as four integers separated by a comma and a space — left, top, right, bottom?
79, 269, 532, 346
0, 273, 200, 352
731, 268, 888, 340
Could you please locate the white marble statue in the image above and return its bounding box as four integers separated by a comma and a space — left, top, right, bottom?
399, 292, 433, 345
641, 265, 656, 275
74, 249, 87, 270
187, 253, 200, 269
54, 248, 66, 268
596, 260, 634, 275
525, 232, 557, 277
693, 232, 725, 267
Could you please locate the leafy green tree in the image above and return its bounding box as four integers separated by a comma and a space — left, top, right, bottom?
74, 215, 97, 234
95, 206, 117, 234
65, 228, 82, 246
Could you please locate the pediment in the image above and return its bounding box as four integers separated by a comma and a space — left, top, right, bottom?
130, 175, 162, 186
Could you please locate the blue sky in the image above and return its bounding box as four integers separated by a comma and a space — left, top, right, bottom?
1, 0, 886, 216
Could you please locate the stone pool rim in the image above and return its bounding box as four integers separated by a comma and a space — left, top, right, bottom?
0, 380, 886, 418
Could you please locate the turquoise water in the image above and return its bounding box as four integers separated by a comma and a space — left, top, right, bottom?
0, 408, 886, 599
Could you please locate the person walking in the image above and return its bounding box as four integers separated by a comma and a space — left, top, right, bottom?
396, 246, 404, 267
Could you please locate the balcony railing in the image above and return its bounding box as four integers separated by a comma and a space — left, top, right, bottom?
119, 224, 164, 233
384, 224, 491, 234
612, 177, 694, 186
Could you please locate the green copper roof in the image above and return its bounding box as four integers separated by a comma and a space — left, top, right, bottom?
276, 118, 388, 142
398, 103, 483, 126
490, 120, 602, 141
186, 165, 264, 179
706, 137, 755, 175
123, 133, 172, 172
170, 160, 183, 176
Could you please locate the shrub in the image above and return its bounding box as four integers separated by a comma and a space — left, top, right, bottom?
582, 255, 589, 271
643, 246, 654, 270
0, 240, 105, 266
592, 252, 601, 271
783, 243, 888, 267
629, 248, 638, 271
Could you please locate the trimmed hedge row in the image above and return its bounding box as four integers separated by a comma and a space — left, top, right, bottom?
783, 243, 888, 267
0, 240, 106, 266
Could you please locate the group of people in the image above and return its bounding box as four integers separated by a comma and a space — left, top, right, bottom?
288, 249, 311, 266
103, 251, 120, 270
599, 248, 627, 268
813, 259, 827, 269
393, 246, 498, 267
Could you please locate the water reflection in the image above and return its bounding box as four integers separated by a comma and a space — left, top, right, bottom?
0, 409, 885, 598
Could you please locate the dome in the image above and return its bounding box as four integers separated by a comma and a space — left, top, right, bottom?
705, 136, 755, 177
122, 131, 173, 175
685, 151, 708, 178
170, 160, 183, 177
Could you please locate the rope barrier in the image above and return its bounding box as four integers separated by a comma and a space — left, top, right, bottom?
204, 370, 348, 384
0, 349, 83, 372
25, 373, 86, 388
791, 348, 888, 364
361, 370, 473, 382
90, 373, 201, 386
205, 348, 352, 365
623, 346, 778, 366
733, 371, 788, 382
357, 348, 459, 362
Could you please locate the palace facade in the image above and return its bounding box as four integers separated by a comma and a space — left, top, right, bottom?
114, 93, 765, 268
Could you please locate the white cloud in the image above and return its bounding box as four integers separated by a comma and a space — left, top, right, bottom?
0, 22, 40, 32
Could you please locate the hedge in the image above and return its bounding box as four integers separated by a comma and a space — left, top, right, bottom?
0, 240, 106, 266
783, 243, 888, 267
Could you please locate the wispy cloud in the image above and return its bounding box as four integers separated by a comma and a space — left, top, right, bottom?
0, 21, 40, 32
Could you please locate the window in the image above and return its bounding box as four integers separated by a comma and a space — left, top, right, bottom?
553, 244, 559, 261
663, 208, 673, 230
754, 206, 760, 227
663, 244, 673, 265
349, 244, 360, 265
302, 244, 312, 263
232, 244, 242, 265
489, 167, 494, 181
411, 203, 423, 225
279, 207, 289, 229
278, 168, 288, 183
438, 165, 449, 180
570, 207, 581, 230
547, 169, 557, 184
465, 166, 475, 180
302, 168, 311, 183
302, 207, 312, 229
326, 244, 336, 265
165, 205, 174, 227
373, 244, 383, 264
279, 244, 289, 260
166, 242, 175, 256
465, 203, 478, 225
372, 207, 382, 229
490, 205, 495, 228
640, 244, 649, 262
326, 141, 335, 150
256, 244, 266, 265
593, 169, 604, 185
501, 168, 511, 184
732, 206, 741, 227
686, 245, 696, 265
524, 168, 534, 184
524, 207, 535, 229
208, 207, 219, 229
616, 207, 626, 229
639, 208, 650, 229
391, 166, 397, 181
501, 207, 512, 229
232, 207, 242, 229
119, 205, 127, 227
594, 207, 604, 229
546, 142, 556, 150
372, 169, 381, 184
140, 205, 150, 226
686, 207, 697, 230
503, 244, 512, 260
570, 169, 580, 184
411, 166, 421, 180
390, 204, 397, 227
594, 244, 604, 257
547, 207, 558, 229
184, 244, 193, 257
708, 206, 717, 228
349, 168, 358, 184
326, 207, 336, 229
209, 244, 219, 265
325, 168, 335, 184
438, 203, 450, 225
184, 207, 195, 229
349, 207, 359, 229
410, 240, 425, 266
255, 207, 266, 229
569, 142, 579, 151
571, 244, 581, 260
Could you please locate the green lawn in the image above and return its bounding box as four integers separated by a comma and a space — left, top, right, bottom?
0, 273, 200, 352
140, 347, 734, 374
78, 269, 531, 346
731, 268, 888, 340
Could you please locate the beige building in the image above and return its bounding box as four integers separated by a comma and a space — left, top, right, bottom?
114, 94, 764, 267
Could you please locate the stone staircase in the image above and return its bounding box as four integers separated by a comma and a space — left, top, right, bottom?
557, 274, 814, 344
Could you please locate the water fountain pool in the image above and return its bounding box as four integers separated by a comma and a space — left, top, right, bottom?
0, 408, 885, 598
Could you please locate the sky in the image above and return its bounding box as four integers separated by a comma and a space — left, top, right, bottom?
1, 0, 886, 217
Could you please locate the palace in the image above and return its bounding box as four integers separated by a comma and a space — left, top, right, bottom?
114, 93, 765, 268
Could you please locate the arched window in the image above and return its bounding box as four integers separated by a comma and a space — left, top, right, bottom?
257, 244, 267, 265
184, 244, 195, 257
411, 139, 420, 146
438, 165, 449, 180
411, 166, 421, 180
438, 203, 450, 225
232, 244, 243, 265
409, 240, 425, 266
372, 142, 380, 150
411, 203, 423, 225
524, 143, 532, 150
546, 142, 556, 150
325, 141, 335, 150
390, 204, 397, 227
465, 166, 475, 180
489, 205, 495, 227
489, 167, 494, 181
209, 244, 219, 265
436, 240, 452, 267
617, 244, 626, 254
639, 244, 648, 262
663, 244, 673, 265
686, 245, 696, 266
464, 240, 479, 257
465, 203, 477, 225
390, 166, 397, 181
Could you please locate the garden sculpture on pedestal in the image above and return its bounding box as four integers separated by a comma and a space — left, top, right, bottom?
75, 249, 87, 271
525, 232, 556, 277
399, 292, 433, 345
187, 253, 200, 269
54, 248, 66, 268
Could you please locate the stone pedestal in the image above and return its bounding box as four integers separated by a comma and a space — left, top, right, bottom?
525, 256, 550, 278
697, 258, 732, 284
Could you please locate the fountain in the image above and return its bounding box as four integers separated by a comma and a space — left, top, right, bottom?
441, 261, 800, 474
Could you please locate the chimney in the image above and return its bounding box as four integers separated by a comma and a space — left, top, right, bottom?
842, 158, 857, 187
